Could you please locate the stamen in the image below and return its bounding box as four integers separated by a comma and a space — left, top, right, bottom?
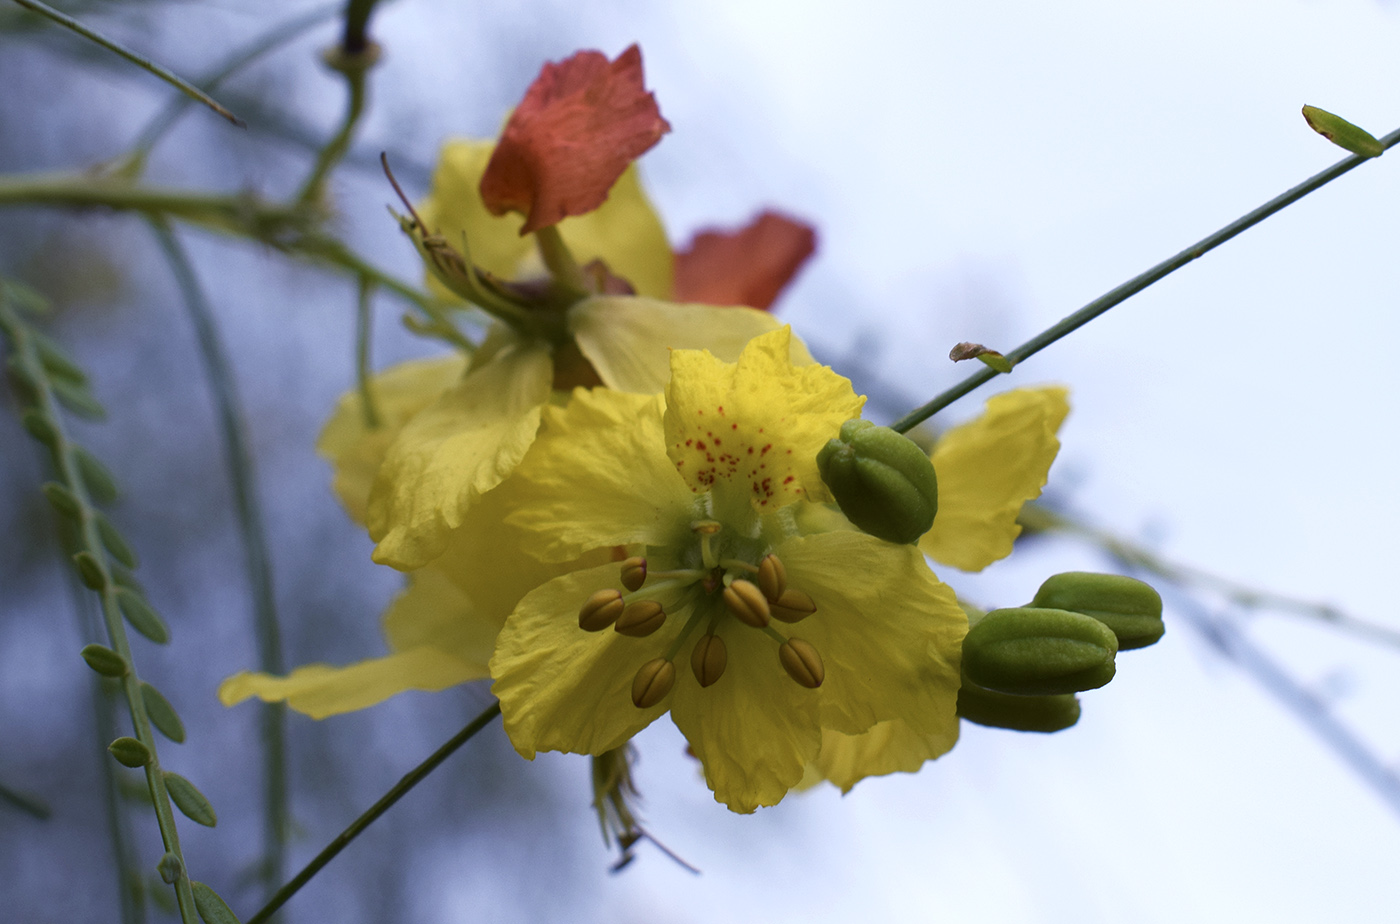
619, 557, 647, 592
723, 579, 771, 628
770, 588, 816, 623
631, 658, 676, 708
692, 519, 721, 569
757, 553, 787, 602
614, 600, 666, 637
579, 589, 625, 632
690, 633, 728, 687
778, 638, 825, 688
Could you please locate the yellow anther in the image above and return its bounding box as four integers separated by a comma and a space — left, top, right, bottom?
691, 519, 722, 535
770, 587, 816, 623
757, 553, 787, 602
631, 658, 676, 708
619, 557, 648, 593
778, 637, 825, 688
614, 600, 666, 637
723, 579, 771, 628
690, 633, 728, 687
579, 589, 625, 632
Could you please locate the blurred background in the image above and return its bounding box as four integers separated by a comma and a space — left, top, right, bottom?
2, 0, 1399, 921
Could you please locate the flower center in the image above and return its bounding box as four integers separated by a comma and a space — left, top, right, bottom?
575, 520, 824, 708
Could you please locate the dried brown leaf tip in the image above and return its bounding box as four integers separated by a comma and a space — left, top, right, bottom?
673, 210, 817, 311
949, 342, 1012, 373
479, 45, 671, 235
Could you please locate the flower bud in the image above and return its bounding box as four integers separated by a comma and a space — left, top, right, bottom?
816, 419, 938, 544
956, 678, 1081, 733
961, 606, 1118, 696
1032, 571, 1164, 650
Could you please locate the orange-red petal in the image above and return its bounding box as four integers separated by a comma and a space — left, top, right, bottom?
479, 45, 671, 235
672, 211, 817, 311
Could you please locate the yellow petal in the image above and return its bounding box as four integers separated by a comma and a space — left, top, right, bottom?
366, 337, 553, 570
920, 386, 1069, 572
669, 616, 822, 813
505, 388, 695, 562
217, 647, 481, 720
569, 296, 816, 395
419, 141, 671, 297
316, 355, 468, 525
490, 563, 677, 758
664, 327, 864, 510
813, 719, 958, 794
777, 531, 964, 740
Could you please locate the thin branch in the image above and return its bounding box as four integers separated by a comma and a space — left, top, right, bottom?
8, 0, 244, 126
245, 701, 503, 924
891, 124, 1400, 433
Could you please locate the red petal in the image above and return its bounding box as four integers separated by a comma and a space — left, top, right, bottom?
672, 211, 817, 311
479, 45, 671, 234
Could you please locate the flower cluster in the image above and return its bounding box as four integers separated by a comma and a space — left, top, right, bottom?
220, 45, 1070, 813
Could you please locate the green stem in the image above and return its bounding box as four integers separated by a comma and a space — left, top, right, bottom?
8, 0, 243, 127
890, 125, 1400, 434
354, 276, 381, 428
149, 220, 289, 895
0, 780, 50, 820
0, 293, 201, 924
533, 224, 588, 294
296, 57, 371, 207
341, 0, 385, 55
245, 701, 503, 924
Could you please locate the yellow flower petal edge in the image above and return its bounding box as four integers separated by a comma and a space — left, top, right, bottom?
812, 719, 958, 794
316, 354, 468, 525
665, 326, 863, 510
419, 140, 672, 299
569, 296, 816, 395
366, 337, 553, 570
506, 388, 697, 563
920, 386, 1069, 572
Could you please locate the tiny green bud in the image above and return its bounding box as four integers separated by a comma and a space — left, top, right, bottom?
816, 419, 938, 544
1032, 571, 1165, 650
962, 606, 1118, 696
191, 881, 241, 924
108, 736, 152, 768
72, 550, 107, 590
156, 852, 183, 885
1302, 104, 1384, 158
81, 643, 129, 678
957, 678, 1082, 733
164, 772, 217, 827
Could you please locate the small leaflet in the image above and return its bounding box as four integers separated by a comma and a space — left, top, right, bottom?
1301, 105, 1383, 158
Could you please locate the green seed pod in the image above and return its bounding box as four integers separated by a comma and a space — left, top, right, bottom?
108, 736, 152, 768
1302, 105, 1384, 158
81, 643, 129, 678
1032, 571, 1165, 650
961, 606, 1118, 696
816, 419, 938, 544
957, 678, 1082, 733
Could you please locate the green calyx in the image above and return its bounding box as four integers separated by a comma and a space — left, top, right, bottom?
1032, 571, 1164, 650
816, 419, 938, 544
961, 606, 1118, 696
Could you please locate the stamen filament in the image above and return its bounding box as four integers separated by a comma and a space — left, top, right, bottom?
663, 605, 708, 662
719, 558, 759, 574
759, 624, 789, 645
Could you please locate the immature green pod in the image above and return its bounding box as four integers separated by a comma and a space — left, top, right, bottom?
1302, 105, 1384, 158
957, 679, 1082, 733
816, 419, 938, 544
1032, 571, 1164, 650
108, 736, 152, 768
961, 606, 1118, 696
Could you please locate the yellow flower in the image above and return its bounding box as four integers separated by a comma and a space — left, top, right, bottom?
488, 328, 968, 812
